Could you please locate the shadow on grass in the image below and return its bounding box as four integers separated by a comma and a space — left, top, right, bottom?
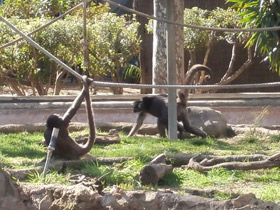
158, 172, 182, 187
1, 145, 45, 158
184, 138, 241, 152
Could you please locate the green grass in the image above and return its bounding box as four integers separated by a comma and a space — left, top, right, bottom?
1, 130, 280, 204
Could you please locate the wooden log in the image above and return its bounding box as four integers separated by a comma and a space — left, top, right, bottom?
75, 129, 121, 145
140, 154, 173, 185
95, 129, 120, 144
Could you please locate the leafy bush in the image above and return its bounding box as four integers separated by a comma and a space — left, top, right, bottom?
0, 3, 140, 95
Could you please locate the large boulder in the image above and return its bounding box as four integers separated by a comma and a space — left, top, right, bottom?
188, 106, 235, 138
0, 167, 29, 210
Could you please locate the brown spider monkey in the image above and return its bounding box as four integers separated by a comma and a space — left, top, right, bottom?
128, 64, 212, 138
43, 75, 96, 160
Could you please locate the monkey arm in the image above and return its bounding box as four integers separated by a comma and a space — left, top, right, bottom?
181, 117, 207, 138
83, 76, 95, 141
128, 112, 146, 137
62, 85, 86, 124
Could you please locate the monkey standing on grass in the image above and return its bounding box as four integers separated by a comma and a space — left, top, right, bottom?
128, 64, 212, 138
44, 75, 96, 160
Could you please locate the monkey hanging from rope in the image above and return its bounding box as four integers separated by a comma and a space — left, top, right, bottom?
43, 75, 96, 160
128, 64, 212, 138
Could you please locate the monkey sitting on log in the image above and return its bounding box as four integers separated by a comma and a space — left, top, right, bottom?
128, 64, 212, 138
43, 75, 96, 160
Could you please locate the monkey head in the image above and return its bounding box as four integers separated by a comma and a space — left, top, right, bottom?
46, 114, 64, 129
204, 74, 212, 82
132, 99, 143, 113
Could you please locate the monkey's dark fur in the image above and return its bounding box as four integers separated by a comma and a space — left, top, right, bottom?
128, 64, 212, 138
44, 76, 96, 160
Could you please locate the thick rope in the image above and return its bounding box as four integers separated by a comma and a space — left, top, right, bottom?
104, 0, 280, 33
92, 80, 280, 90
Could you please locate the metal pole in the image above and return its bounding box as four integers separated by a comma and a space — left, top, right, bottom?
0, 15, 83, 81
166, 0, 177, 140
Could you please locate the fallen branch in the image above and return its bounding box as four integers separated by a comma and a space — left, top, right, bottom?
187, 153, 280, 172
166, 154, 268, 166
76, 129, 121, 144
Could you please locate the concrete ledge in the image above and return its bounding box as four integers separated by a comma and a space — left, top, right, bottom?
0, 93, 279, 127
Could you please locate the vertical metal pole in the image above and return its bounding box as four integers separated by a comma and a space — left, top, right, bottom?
166, 0, 177, 140
83, 0, 90, 71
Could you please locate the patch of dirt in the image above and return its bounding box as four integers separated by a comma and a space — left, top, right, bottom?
221, 124, 280, 144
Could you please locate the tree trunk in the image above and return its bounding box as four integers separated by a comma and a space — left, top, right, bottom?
202, 46, 254, 93
134, 0, 153, 94
174, 0, 185, 85
54, 69, 68, 95
110, 57, 123, 94
5, 77, 25, 96
152, 0, 168, 94
152, 0, 185, 93
110, 76, 123, 94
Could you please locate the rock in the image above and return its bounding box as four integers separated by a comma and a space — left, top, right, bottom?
233, 193, 256, 208
0, 167, 29, 210
1, 175, 279, 210
188, 106, 235, 137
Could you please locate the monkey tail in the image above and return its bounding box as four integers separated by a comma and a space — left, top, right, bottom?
179, 64, 212, 108
78, 76, 96, 156
177, 90, 188, 107
183, 64, 212, 85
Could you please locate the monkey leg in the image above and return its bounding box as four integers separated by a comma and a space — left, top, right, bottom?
185, 126, 207, 138
177, 123, 185, 135
128, 112, 146, 137
157, 118, 167, 138
181, 118, 207, 138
